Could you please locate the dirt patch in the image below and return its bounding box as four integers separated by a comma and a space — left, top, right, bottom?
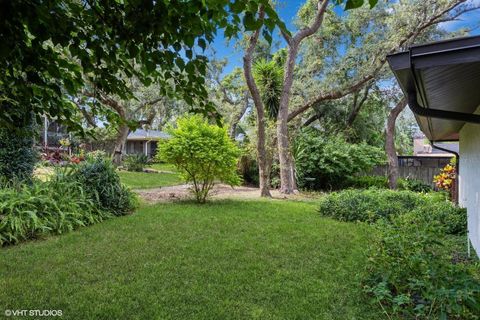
135, 184, 314, 203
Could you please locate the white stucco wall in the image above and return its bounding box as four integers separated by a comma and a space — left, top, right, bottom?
459, 107, 480, 256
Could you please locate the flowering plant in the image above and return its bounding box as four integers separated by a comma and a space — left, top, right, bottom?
433, 159, 456, 191
59, 138, 71, 148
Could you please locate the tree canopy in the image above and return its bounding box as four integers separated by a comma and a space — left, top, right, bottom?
0, 0, 286, 131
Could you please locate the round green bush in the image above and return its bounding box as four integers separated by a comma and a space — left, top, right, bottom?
318, 189, 466, 234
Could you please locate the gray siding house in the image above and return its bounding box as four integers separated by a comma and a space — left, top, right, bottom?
388, 35, 480, 256
125, 129, 169, 158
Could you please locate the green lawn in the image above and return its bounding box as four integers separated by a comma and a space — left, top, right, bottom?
118, 166, 182, 189
149, 163, 177, 172
0, 200, 383, 319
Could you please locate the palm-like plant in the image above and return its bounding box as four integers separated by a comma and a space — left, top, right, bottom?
253, 59, 283, 120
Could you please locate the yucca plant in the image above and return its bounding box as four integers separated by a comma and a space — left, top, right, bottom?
253, 59, 283, 120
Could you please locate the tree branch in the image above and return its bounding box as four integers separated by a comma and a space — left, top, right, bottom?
292, 0, 329, 45
73, 99, 97, 128
346, 83, 372, 127
243, 6, 266, 119
134, 97, 163, 113
288, 0, 472, 122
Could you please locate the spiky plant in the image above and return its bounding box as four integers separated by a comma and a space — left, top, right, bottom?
253, 59, 283, 120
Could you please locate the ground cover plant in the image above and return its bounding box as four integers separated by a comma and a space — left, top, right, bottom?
318, 188, 465, 231
346, 175, 432, 193
318, 188, 479, 318
122, 154, 149, 172
0, 156, 137, 245
365, 212, 480, 319
158, 115, 241, 203
0, 176, 109, 245
0, 200, 386, 319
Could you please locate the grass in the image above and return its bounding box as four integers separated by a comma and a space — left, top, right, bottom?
149, 163, 177, 172
118, 170, 182, 189
118, 163, 181, 189
0, 200, 383, 319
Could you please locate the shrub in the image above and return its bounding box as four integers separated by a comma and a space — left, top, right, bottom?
0, 177, 110, 245
71, 157, 137, 215
293, 129, 385, 190
364, 212, 480, 319
318, 189, 421, 223
346, 176, 389, 189
157, 115, 241, 203
434, 158, 456, 191
0, 126, 38, 181
398, 177, 432, 193
346, 176, 432, 192
318, 189, 466, 234
123, 154, 148, 172
237, 154, 259, 187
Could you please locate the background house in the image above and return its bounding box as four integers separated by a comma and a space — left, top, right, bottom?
413, 132, 458, 157
125, 129, 169, 158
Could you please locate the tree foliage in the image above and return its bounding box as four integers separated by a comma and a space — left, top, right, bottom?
0, 0, 285, 132
158, 115, 241, 203
0, 119, 37, 181
293, 128, 385, 190
253, 59, 283, 120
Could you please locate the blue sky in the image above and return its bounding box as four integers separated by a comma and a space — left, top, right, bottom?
210, 0, 480, 75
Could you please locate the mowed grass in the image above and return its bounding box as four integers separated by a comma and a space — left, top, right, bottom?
0, 200, 382, 319
118, 163, 181, 189
118, 170, 182, 189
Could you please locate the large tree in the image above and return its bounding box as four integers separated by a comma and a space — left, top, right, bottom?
244, 0, 377, 194
244, 0, 478, 194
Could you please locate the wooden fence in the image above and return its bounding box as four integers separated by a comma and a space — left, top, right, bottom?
368, 165, 442, 187
366, 156, 453, 187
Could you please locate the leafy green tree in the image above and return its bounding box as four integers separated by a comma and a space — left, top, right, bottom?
158, 115, 241, 203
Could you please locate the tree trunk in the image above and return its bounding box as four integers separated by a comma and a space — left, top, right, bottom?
385, 98, 407, 189
229, 91, 249, 139
276, 0, 328, 194
277, 44, 298, 194
112, 124, 130, 165
242, 6, 271, 197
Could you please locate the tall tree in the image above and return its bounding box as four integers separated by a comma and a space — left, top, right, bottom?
243, 0, 366, 194
243, 6, 272, 197
276, 0, 331, 194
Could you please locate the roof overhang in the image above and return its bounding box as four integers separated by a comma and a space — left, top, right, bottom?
387, 35, 480, 141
